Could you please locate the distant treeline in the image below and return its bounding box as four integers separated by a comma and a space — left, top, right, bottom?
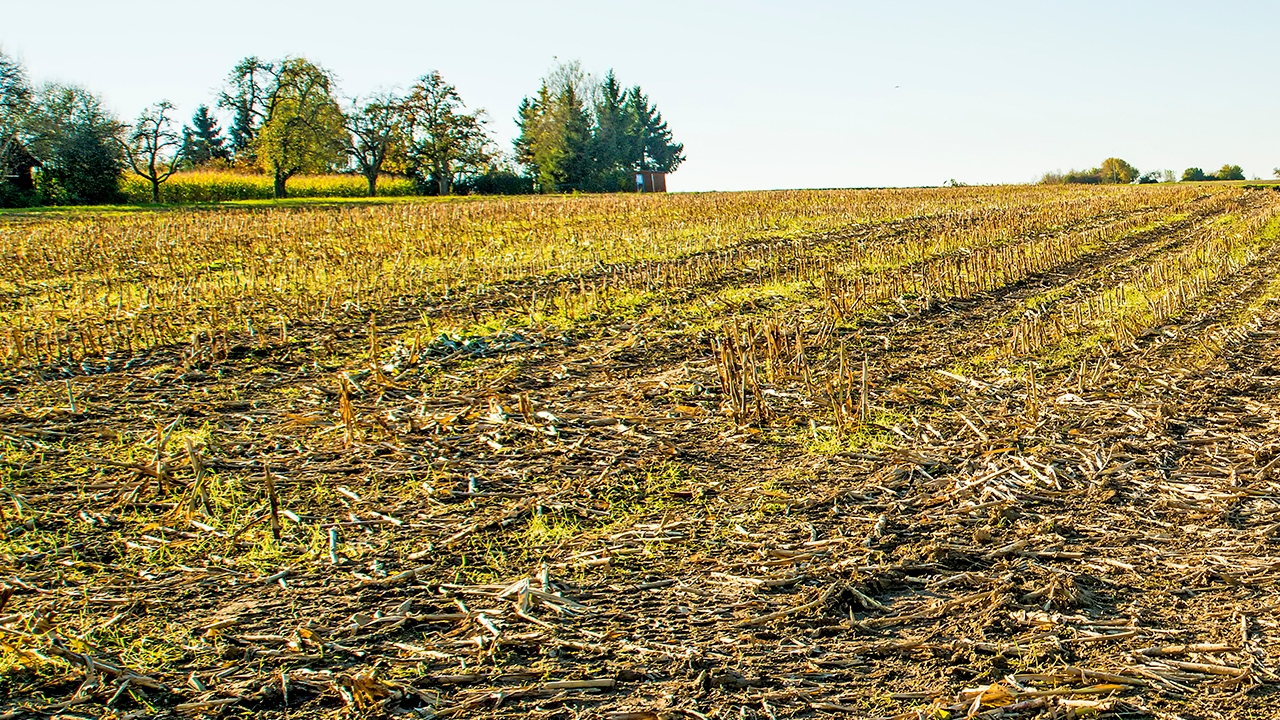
1041, 158, 1248, 186
1181, 165, 1245, 182
0, 53, 683, 207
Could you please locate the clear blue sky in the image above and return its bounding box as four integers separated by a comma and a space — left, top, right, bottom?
6, 1, 1278, 190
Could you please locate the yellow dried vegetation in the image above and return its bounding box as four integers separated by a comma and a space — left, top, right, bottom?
0, 184, 1249, 370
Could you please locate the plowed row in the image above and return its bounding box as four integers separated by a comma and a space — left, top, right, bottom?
3, 185, 1280, 719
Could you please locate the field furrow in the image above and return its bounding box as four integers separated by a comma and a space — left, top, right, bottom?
4, 185, 1280, 719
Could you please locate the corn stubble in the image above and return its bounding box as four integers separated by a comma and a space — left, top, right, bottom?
4, 184, 1280, 717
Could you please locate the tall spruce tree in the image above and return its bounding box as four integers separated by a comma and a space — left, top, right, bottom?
513, 93, 543, 181
182, 104, 230, 166
589, 71, 635, 191
555, 79, 593, 189
627, 86, 684, 173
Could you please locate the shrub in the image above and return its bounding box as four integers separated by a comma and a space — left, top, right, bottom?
0, 181, 39, 208
1064, 170, 1103, 185
457, 170, 535, 195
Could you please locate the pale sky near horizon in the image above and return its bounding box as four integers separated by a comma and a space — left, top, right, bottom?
5, 1, 1278, 191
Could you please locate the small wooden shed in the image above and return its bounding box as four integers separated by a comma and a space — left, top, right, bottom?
634, 170, 667, 193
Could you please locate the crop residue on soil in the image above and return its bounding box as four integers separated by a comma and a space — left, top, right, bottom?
4, 185, 1280, 718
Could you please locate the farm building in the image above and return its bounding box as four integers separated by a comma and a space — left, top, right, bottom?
634, 170, 667, 193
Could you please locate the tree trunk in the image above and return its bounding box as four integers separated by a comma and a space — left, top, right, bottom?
150, 178, 160, 204
366, 172, 378, 197
436, 160, 450, 196
274, 171, 288, 199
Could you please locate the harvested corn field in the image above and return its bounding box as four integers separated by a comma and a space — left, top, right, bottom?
5, 184, 1280, 719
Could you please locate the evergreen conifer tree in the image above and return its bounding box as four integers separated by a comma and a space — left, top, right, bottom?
627, 87, 684, 173
589, 71, 636, 191
182, 104, 230, 166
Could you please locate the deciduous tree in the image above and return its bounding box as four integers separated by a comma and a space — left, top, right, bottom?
23, 83, 125, 204
346, 93, 406, 197
250, 58, 347, 198
404, 72, 493, 195
0, 51, 34, 203
1215, 164, 1244, 181
219, 56, 275, 160
1098, 157, 1138, 184
0, 51, 28, 133
515, 62, 593, 193
122, 101, 184, 203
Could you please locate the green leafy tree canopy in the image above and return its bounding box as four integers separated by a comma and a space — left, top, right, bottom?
23, 83, 125, 204
1098, 157, 1139, 184
404, 71, 494, 196
1215, 164, 1245, 181
345, 92, 408, 197
1183, 165, 1245, 182
227, 57, 346, 198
